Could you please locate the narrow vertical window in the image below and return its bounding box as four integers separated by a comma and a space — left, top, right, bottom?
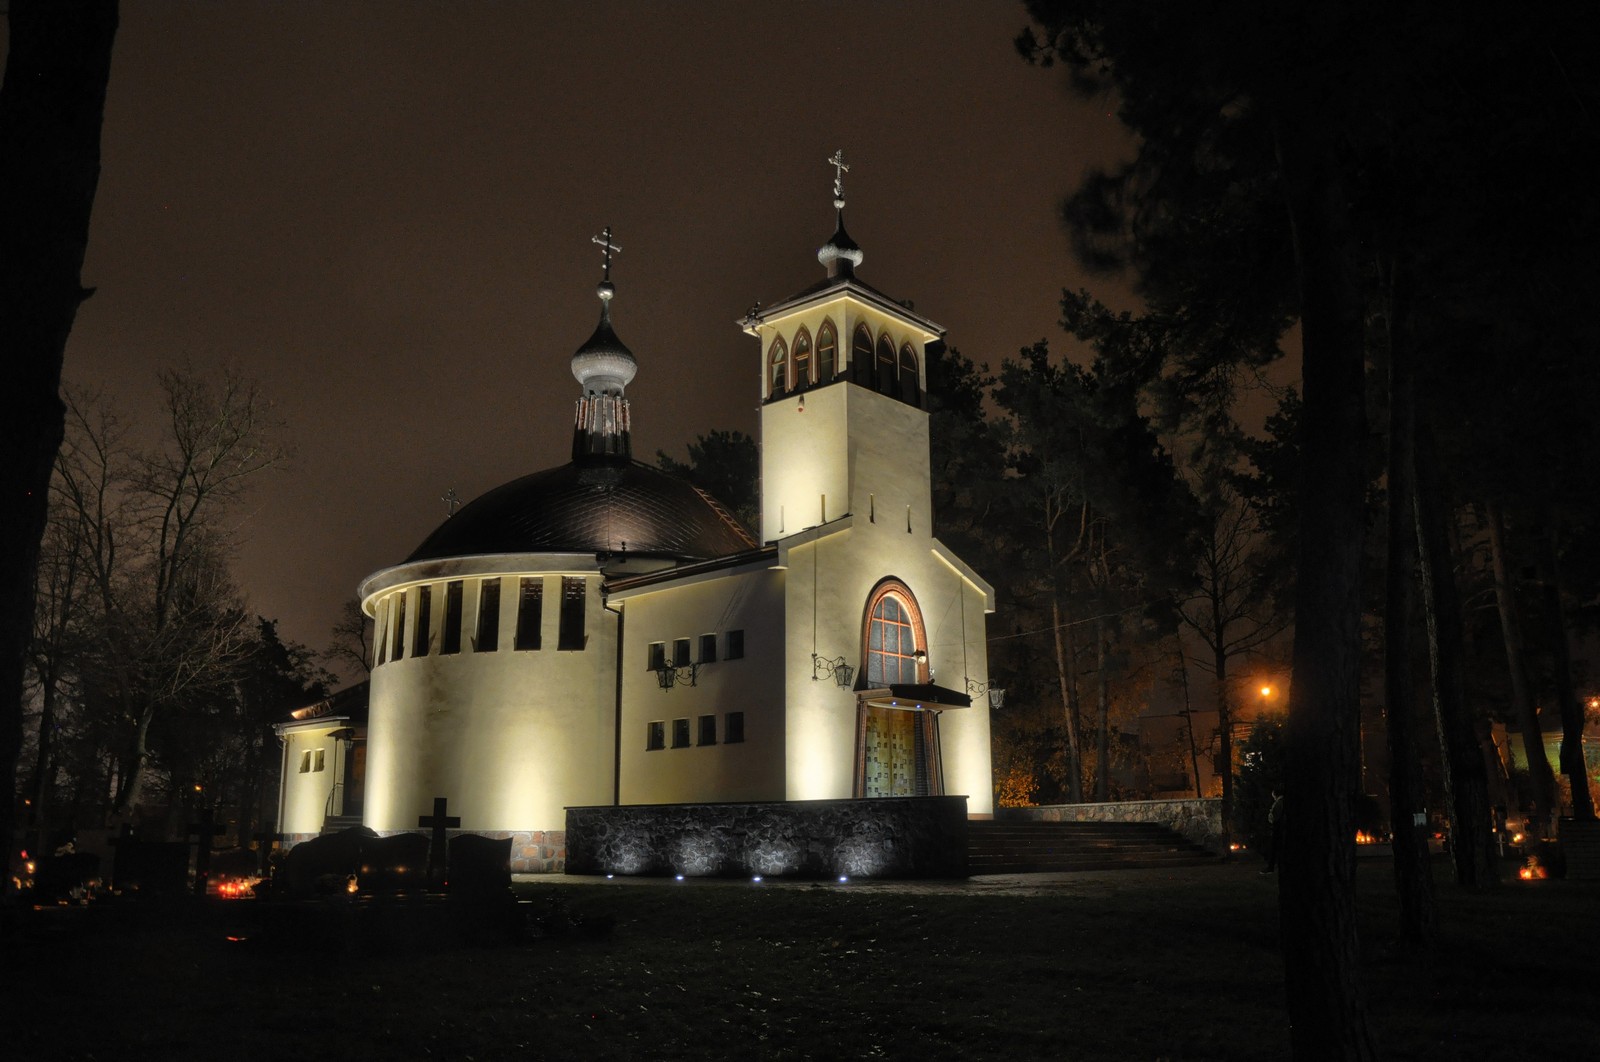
515, 577, 542, 651
558, 577, 586, 650
441, 580, 463, 655
725, 711, 745, 744
311, 749, 326, 772
816, 319, 837, 382
299, 751, 312, 773
672, 718, 691, 748
647, 642, 666, 670
699, 633, 717, 663
673, 637, 691, 666
726, 629, 745, 660
392, 593, 407, 662
851, 323, 873, 385
876, 333, 896, 393
376, 599, 390, 666
698, 714, 717, 746
792, 326, 813, 387
899, 343, 920, 406
413, 585, 432, 657
476, 577, 501, 652
769, 336, 789, 398
647, 721, 665, 751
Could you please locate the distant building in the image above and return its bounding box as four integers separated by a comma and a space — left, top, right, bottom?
277, 178, 995, 870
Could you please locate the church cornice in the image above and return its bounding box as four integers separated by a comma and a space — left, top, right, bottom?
740, 277, 944, 340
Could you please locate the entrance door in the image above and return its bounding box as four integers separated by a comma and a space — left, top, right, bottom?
858, 705, 940, 798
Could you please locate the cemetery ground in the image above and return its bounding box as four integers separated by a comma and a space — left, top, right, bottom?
5, 856, 1595, 1061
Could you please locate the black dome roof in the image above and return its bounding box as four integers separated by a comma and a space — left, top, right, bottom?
407, 457, 755, 564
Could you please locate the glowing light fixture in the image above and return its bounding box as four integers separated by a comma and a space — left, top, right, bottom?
654, 663, 702, 690
966, 677, 1006, 710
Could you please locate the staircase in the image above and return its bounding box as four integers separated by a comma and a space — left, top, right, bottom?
320, 814, 365, 834
968, 819, 1215, 874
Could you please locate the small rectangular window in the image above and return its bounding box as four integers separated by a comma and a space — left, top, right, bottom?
673, 638, 691, 667
671, 718, 690, 748
413, 585, 432, 657
726, 629, 744, 660
646, 721, 665, 751
559, 577, 586, 651
441, 581, 464, 655
298, 751, 312, 773
515, 577, 543, 651
476, 578, 501, 652
699, 633, 717, 664
698, 714, 717, 746
725, 711, 745, 744
312, 749, 326, 772
392, 593, 407, 662
647, 642, 666, 670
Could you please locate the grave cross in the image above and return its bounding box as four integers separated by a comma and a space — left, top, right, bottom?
418, 796, 460, 886
591, 226, 621, 281
188, 806, 227, 896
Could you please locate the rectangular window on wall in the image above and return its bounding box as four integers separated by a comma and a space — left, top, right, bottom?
298, 751, 312, 773
413, 585, 433, 657
515, 577, 543, 650
558, 577, 586, 650
671, 718, 690, 748
725, 711, 745, 744
392, 593, 407, 662
311, 749, 326, 772
476, 578, 501, 652
699, 634, 717, 663
647, 642, 666, 670
646, 721, 665, 751
441, 581, 464, 655
726, 630, 745, 660
698, 715, 716, 746
672, 638, 691, 666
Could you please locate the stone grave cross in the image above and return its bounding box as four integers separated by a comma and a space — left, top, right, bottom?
188, 806, 226, 896
418, 796, 460, 887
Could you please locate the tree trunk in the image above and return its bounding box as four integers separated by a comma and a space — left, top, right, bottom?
1381, 255, 1437, 944
1214, 639, 1234, 845
0, 0, 120, 887
1094, 615, 1110, 801
1273, 113, 1378, 1059
1413, 420, 1498, 885
1050, 591, 1084, 803
1485, 500, 1558, 831
1176, 648, 1204, 799
1534, 507, 1595, 820
112, 701, 156, 814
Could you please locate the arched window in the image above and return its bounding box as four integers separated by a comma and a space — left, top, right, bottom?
792, 326, 813, 388
875, 333, 897, 394
899, 343, 920, 406
769, 336, 789, 398
851, 323, 874, 385
863, 581, 926, 687
816, 320, 838, 382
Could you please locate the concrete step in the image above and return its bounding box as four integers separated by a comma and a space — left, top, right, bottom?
967, 819, 1214, 874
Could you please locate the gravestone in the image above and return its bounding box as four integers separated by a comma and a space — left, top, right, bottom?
359, 832, 429, 893
277, 825, 375, 898
188, 807, 227, 896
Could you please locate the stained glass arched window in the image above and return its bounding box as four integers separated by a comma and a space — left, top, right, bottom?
769, 336, 789, 398
875, 333, 896, 393
899, 343, 920, 405
792, 326, 813, 388
816, 319, 837, 382
852, 323, 874, 385
865, 587, 924, 686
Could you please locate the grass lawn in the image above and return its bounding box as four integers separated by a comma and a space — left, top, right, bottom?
5, 858, 1595, 1061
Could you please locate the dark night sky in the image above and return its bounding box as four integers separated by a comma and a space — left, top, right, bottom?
42, 2, 1135, 668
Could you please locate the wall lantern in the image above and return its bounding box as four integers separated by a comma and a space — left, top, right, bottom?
654, 663, 701, 690
812, 653, 856, 688
966, 678, 1006, 710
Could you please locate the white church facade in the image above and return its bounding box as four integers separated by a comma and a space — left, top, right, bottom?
278, 168, 995, 872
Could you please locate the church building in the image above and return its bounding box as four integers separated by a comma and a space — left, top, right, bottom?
277, 161, 995, 872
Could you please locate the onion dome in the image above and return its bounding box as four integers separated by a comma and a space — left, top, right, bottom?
570, 282, 637, 397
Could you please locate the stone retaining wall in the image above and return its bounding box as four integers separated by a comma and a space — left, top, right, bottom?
999, 798, 1224, 851
566, 797, 969, 879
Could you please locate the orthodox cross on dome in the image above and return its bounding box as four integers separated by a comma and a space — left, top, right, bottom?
828, 149, 849, 209
441, 487, 460, 516
591, 226, 621, 282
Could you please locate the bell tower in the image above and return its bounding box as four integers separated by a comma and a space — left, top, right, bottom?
743, 152, 945, 545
